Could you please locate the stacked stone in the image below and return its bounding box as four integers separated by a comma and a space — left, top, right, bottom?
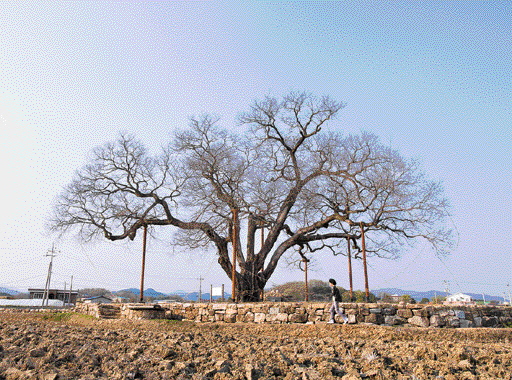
73, 301, 512, 327
74, 302, 102, 318
98, 304, 122, 319
158, 302, 512, 328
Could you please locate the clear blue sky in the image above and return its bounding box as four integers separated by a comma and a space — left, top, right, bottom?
1, 1, 510, 298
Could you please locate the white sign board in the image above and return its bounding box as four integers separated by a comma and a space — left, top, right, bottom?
212, 286, 223, 297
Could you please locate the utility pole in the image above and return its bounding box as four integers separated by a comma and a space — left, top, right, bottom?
140, 224, 148, 303
507, 283, 511, 305
42, 244, 58, 307
443, 280, 450, 296
360, 223, 369, 302
69, 275, 73, 306
198, 276, 204, 302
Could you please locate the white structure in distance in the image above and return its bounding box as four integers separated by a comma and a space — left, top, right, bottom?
445, 293, 472, 304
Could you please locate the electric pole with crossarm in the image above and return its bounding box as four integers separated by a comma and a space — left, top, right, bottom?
42, 244, 58, 307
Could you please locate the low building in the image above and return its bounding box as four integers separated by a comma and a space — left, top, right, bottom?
445, 292, 472, 304
112, 296, 130, 303
83, 296, 113, 304
28, 288, 78, 305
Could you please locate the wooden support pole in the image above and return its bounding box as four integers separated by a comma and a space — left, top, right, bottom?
231, 209, 238, 302
261, 220, 264, 247
347, 237, 354, 302
140, 224, 147, 303
304, 259, 309, 302
260, 221, 265, 301
360, 223, 369, 302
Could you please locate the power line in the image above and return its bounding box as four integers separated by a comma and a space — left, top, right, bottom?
435, 255, 463, 293
52, 273, 135, 290
0, 256, 46, 268
0, 274, 47, 287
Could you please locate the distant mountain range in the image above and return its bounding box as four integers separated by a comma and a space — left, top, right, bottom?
116, 288, 229, 301
372, 288, 505, 302
0, 287, 20, 296
174, 292, 230, 301
0, 286, 229, 301
125, 287, 506, 303
2, 285, 505, 303
117, 288, 168, 298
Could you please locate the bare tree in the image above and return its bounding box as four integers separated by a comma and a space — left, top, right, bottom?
50, 92, 452, 301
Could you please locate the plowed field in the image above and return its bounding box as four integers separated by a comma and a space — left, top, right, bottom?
0, 312, 511, 380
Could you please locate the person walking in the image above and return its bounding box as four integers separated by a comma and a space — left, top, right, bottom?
328, 278, 348, 324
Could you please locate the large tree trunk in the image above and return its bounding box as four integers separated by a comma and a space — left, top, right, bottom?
225, 259, 267, 302
217, 214, 270, 302
236, 271, 266, 302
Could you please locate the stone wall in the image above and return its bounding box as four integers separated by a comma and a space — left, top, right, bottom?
74, 302, 164, 320
158, 302, 512, 328
74, 302, 114, 319
73, 301, 512, 328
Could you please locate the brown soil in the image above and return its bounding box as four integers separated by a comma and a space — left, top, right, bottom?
0, 312, 511, 380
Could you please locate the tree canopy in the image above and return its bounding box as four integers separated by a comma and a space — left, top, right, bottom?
266, 280, 333, 301
265, 280, 377, 303
50, 92, 453, 301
